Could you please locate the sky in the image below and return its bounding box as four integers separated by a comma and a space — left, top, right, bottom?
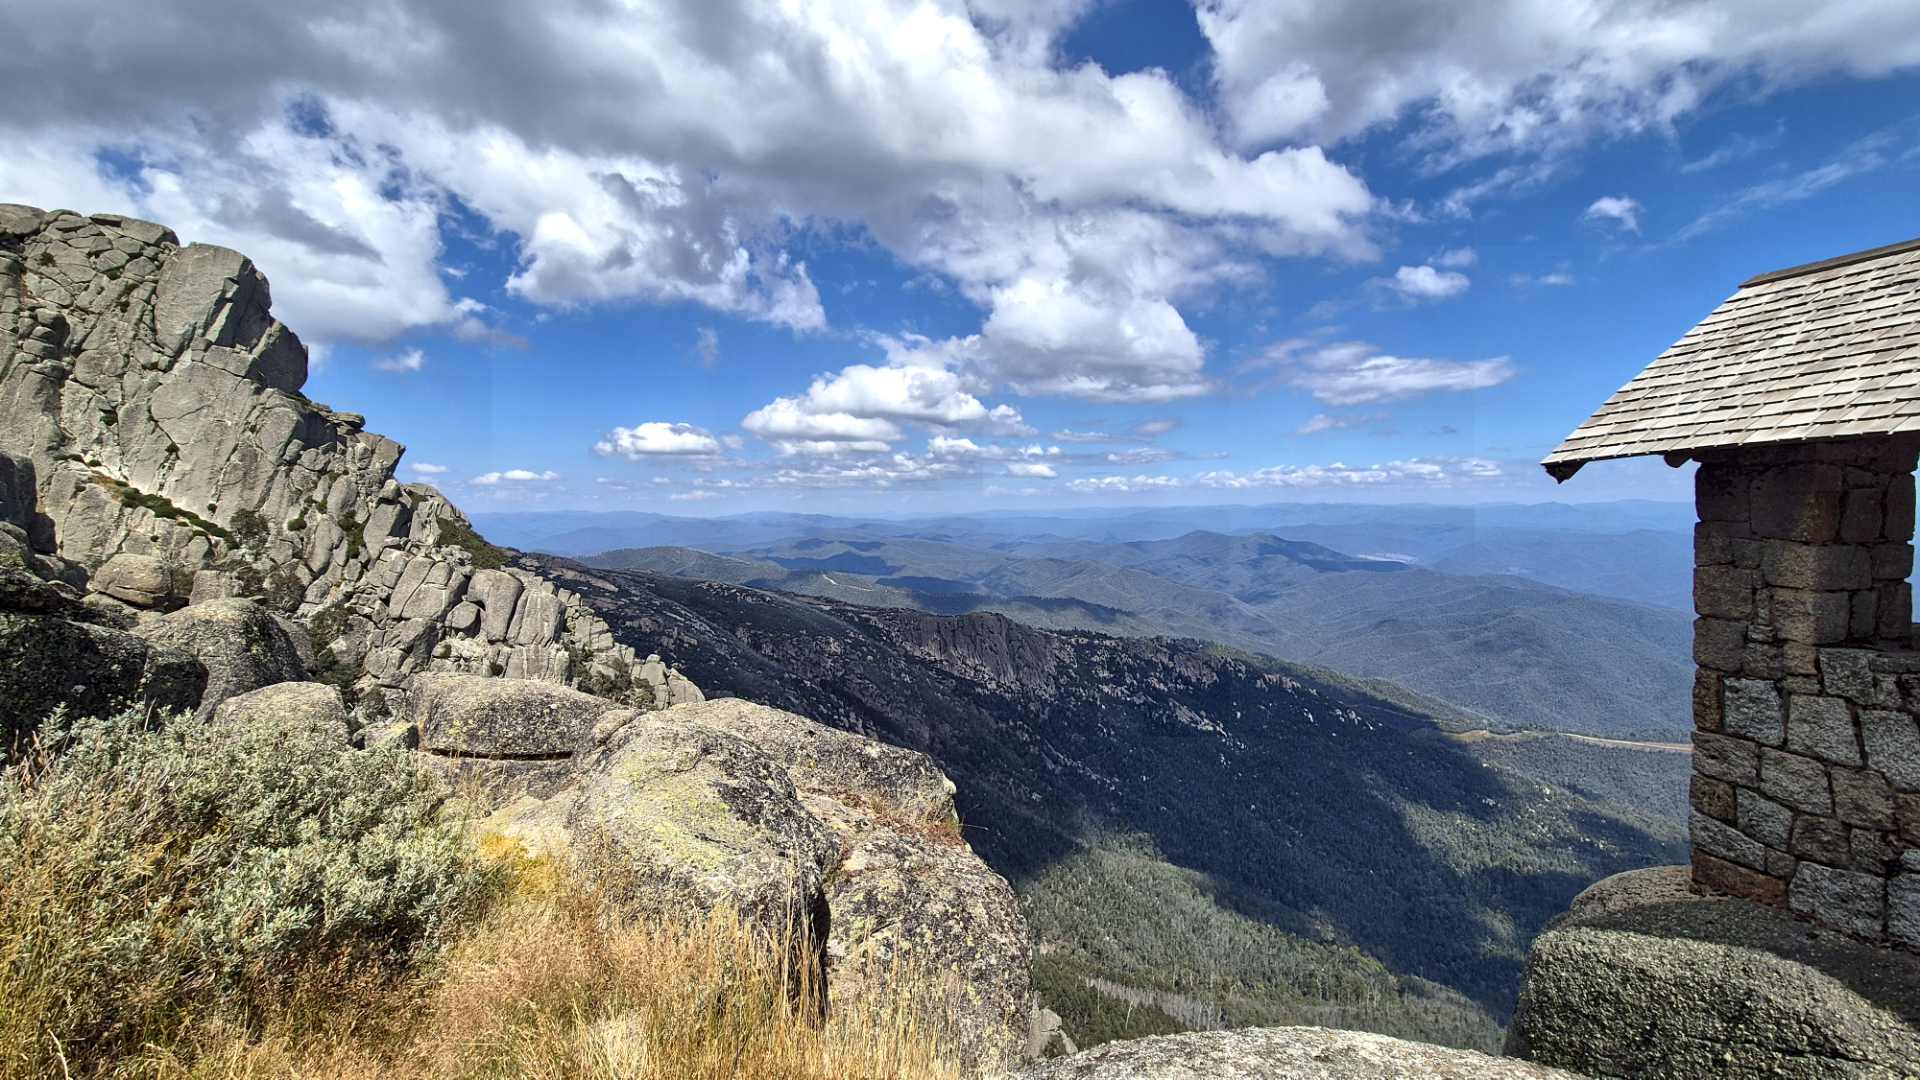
5, 0, 1920, 514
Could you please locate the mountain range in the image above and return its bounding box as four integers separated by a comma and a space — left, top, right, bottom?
519, 552, 1689, 1050
542, 515, 1695, 740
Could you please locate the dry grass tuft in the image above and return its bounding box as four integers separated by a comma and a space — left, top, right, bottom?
0, 713, 970, 1080
128, 876, 966, 1080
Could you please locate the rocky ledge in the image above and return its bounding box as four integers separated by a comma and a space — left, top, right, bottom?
1013, 1027, 1581, 1079
1507, 865, 1920, 1078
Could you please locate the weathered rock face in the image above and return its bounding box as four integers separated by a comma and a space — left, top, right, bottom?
89, 551, 180, 609
484, 696, 1033, 1072
1508, 866, 1920, 1079
211, 681, 352, 743
0, 204, 694, 709
134, 598, 309, 716
1013, 1027, 1580, 1079
0, 610, 205, 742
686, 696, 959, 822
681, 698, 1026, 1071
408, 672, 631, 758
807, 791, 1030, 1075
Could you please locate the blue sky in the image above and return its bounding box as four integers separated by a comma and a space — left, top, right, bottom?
6, 1, 1919, 513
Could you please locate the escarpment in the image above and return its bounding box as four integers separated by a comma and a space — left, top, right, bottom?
0, 203, 699, 714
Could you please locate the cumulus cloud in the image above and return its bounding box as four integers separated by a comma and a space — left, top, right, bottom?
0, 0, 1378, 392
1196, 0, 1920, 159
1256, 340, 1516, 405
1583, 195, 1644, 234
407, 462, 449, 475
1379, 264, 1471, 302
741, 360, 1034, 454
1432, 247, 1477, 269
1007, 462, 1057, 478
373, 347, 426, 372
472, 468, 561, 485
594, 421, 724, 458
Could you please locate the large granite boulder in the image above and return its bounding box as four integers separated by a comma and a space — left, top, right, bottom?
133, 598, 308, 716
494, 714, 840, 929
483, 698, 1033, 1069
1014, 1027, 1580, 1079
1508, 865, 1920, 1078
807, 791, 1030, 1075
212, 681, 353, 744
680, 697, 958, 821
90, 552, 180, 609
0, 611, 205, 742
406, 671, 629, 758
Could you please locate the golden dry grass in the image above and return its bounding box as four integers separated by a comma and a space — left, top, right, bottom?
5, 840, 969, 1080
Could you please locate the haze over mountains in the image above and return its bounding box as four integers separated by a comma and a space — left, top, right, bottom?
477, 501, 1697, 740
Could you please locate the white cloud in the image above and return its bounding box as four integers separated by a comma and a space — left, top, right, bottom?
741, 395, 904, 454
1007, 462, 1057, 478
408, 461, 449, 475
1256, 339, 1516, 405
1380, 264, 1471, 301
373, 347, 426, 372
1068, 474, 1183, 493
1196, 0, 1920, 160
1196, 457, 1504, 489
1106, 447, 1179, 464
741, 360, 1034, 454
472, 468, 561, 485
1512, 270, 1577, 287
1432, 246, 1477, 269
0, 0, 1379, 389
1675, 132, 1900, 241
1296, 412, 1386, 435
694, 326, 720, 369
669, 490, 721, 502
1583, 195, 1644, 234
594, 421, 725, 458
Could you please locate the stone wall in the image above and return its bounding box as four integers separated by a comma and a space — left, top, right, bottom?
1691, 437, 1920, 947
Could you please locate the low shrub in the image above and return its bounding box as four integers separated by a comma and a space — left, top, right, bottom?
0, 706, 501, 1075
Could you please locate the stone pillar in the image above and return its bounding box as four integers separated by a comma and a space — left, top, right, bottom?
1690, 436, 1920, 945
1689, 432, 1920, 937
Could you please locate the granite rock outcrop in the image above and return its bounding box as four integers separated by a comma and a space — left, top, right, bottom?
0, 204, 698, 716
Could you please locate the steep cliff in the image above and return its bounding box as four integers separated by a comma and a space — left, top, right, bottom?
0, 204, 697, 709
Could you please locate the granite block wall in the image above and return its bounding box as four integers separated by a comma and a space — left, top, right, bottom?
1691, 436, 1920, 947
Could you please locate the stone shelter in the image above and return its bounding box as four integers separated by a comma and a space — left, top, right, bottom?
1545, 236, 1920, 948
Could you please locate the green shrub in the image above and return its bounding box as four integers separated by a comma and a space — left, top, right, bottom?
435, 514, 506, 570
0, 705, 502, 1073
228, 509, 269, 552
93, 474, 232, 541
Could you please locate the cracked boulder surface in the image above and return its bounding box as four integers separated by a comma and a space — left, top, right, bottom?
483, 696, 1033, 1072
1014, 1027, 1582, 1079
1507, 865, 1920, 1078
0, 204, 696, 710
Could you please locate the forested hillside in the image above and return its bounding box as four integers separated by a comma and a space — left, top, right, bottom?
524, 554, 1688, 1050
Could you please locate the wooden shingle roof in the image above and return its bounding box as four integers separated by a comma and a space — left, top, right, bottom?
1543, 237, 1920, 480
